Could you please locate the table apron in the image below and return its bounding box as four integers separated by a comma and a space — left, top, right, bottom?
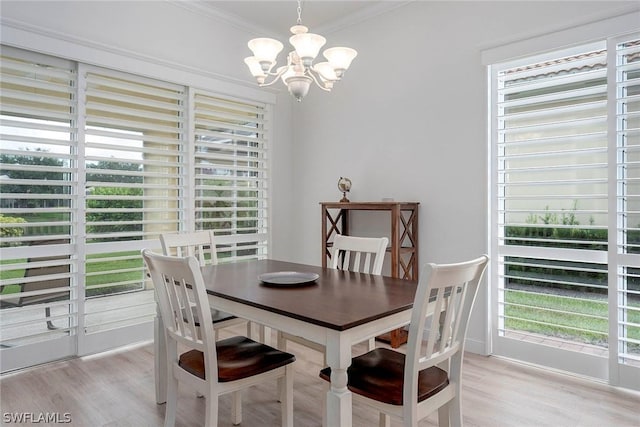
208, 295, 412, 347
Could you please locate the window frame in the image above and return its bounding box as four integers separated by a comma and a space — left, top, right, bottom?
485, 13, 640, 390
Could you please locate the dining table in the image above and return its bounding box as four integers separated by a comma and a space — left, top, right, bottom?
154, 259, 418, 427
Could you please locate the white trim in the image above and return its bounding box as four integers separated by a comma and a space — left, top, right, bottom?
481, 10, 640, 66
78, 321, 153, 357
170, 0, 414, 37
314, 1, 413, 35
168, 0, 281, 39
0, 336, 76, 373
494, 335, 609, 381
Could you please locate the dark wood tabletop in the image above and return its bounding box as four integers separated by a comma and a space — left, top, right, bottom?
201, 259, 417, 331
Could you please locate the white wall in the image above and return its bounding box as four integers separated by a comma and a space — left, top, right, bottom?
287, 1, 639, 353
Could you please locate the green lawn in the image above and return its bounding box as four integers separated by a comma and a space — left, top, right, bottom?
505, 288, 640, 351
1, 251, 145, 297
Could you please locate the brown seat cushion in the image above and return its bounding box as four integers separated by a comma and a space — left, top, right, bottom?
178, 336, 295, 382
319, 348, 449, 405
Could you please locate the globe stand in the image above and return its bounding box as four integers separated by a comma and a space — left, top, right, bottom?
337, 177, 352, 203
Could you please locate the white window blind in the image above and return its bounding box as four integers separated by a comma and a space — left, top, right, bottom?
0, 44, 273, 371
0, 48, 77, 346
496, 44, 610, 350
615, 37, 640, 366
84, 68, 185, 243
82, 66, 185, 333
193, 92, 269, 261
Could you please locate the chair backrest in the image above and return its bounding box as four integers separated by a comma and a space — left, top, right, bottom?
141, 249, 218, 377
160, 230, 218, 266
331, 234, 389, 275
21, 239, 71, 305
403, 255, 489, 410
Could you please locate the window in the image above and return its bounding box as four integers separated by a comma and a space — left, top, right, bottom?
193, 91, 269, 261
0, 50, 77, 352
489, 33, 640, 389
495, 43, 609, 351
0, 46, 272, 371
613, 37, 640, 371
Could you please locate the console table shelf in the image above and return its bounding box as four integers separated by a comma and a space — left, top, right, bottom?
320, 201, 420, 348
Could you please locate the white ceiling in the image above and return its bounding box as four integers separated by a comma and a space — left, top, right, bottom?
196, 1, 410, 38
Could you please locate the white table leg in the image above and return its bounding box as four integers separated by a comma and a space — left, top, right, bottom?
325, 332, 352, 427
154, 309, 167, 404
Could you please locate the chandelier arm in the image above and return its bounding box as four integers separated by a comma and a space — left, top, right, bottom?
259, 67, 288, 87
308, 69, 332, 92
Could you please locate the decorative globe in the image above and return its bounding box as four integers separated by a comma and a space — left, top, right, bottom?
338, 177, 351, 202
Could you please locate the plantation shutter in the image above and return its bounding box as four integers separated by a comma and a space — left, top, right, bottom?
614, 36, 640, 369
0, 47, 77, 361
0, 45, 273, 371
495, 43, 610, 354
82, 65, 185, 336
192, 91, 269, 261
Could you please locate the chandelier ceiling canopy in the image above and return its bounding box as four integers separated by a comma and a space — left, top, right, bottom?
244, 0, 357, 102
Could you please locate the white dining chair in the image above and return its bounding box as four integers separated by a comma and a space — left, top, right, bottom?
278, 234, 389, 360
142, 249, 296, 427
160, 230, 252, 340
330, 234, 389, 275
319, 255, 489, 427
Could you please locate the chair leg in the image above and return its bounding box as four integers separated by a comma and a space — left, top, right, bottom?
378, 412, 390, 427
231, 390, 242, 425
45, 306, 57, 330
438, 402, 452, 427
367, 337, 375, 351
262, 326, 271, 345
321, 382, 328, 427
448, 393, 462, 427
280, 365, 294, 427
164, 373, 178, 427
275, 331, 286, 403
246, 321, 253, 339
204, 393, 219, 427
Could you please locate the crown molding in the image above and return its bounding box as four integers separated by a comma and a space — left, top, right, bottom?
169, 1, 414, 37
315, 1, 413, 35
168, 0, 282, 38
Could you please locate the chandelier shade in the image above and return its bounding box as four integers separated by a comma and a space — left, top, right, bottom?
247, 38, 284, 71
244, 0, 357, 102
323, 47, 358, 77
289, 26, 326, 66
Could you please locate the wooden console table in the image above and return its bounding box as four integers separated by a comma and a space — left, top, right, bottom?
320, 201, 420, 347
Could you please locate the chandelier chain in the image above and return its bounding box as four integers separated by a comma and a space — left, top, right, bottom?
296, 0, 302, 25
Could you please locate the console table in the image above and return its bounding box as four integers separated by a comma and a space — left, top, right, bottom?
320, 201, 420, 347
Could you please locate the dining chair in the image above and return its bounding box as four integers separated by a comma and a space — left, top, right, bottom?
330, 234, 389, 275
160, 231, 251, 340
278, 234, 389, 360
319, 255, 489, 427
142, 249, 296, 427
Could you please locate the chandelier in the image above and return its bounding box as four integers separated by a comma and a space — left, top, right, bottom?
243, 0, 357, 102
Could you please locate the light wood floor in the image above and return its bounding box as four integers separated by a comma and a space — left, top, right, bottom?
1, 326, 639, 427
